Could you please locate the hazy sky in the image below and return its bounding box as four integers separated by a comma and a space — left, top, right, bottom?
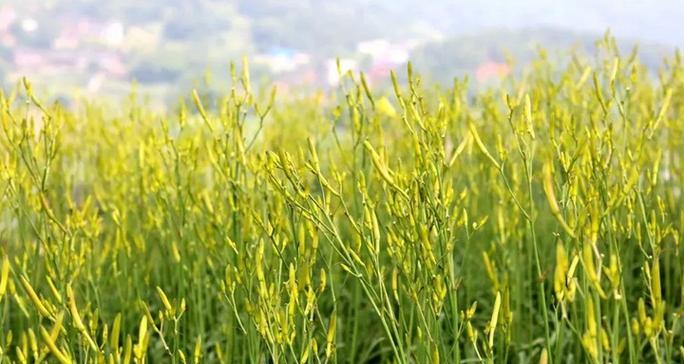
370, 0, 684, 48
450, 0, 683, 46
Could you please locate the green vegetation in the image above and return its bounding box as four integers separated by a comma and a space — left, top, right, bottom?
0, 37, 683, 363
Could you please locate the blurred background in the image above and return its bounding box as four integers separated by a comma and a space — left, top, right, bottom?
0, 0, 681, 104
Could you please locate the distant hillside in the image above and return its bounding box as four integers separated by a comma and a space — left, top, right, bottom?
410, 28, 676, 83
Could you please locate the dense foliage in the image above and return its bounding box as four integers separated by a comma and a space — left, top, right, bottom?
0, 38, 683, 363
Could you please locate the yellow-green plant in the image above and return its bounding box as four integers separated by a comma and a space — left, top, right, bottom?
0, 36, 683, 363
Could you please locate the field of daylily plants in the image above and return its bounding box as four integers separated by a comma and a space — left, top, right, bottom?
0, 37, 683, 363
